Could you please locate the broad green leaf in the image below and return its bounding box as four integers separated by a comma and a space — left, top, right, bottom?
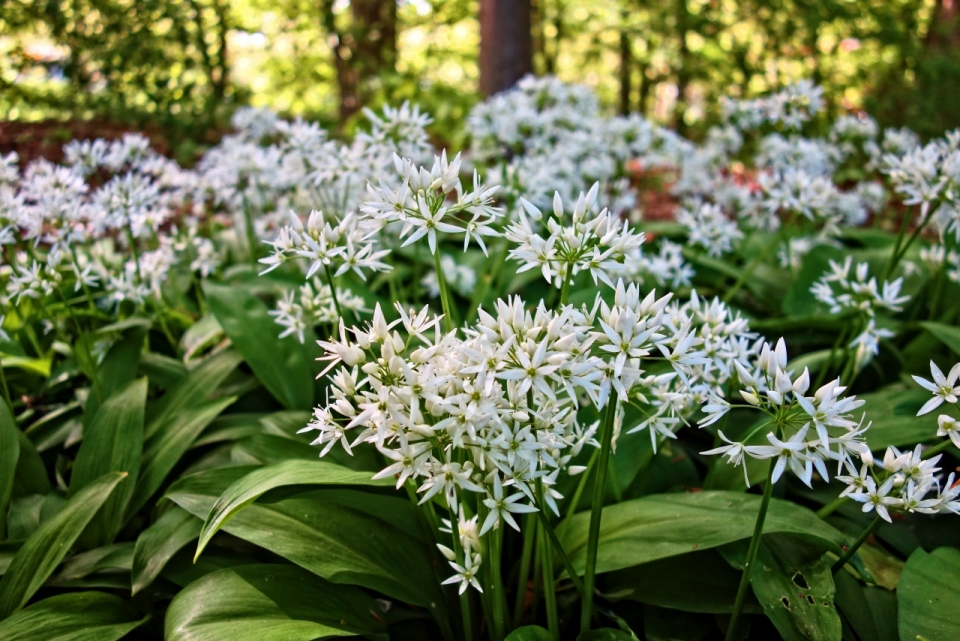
138, 352, 187, 390
0, 471, 126, 617
180, 313, 224, 362
560, 491, 845, 576
82, 327, 145, 429
0, 591, 146, 641
642, 605, 713, 641
0, 402, 19, 538
164, 564, 387, 641
23, 401, 81, 452
577, 630, 637, 641
0, 354, 52, 377
921, 321, 960, 356
897, 547, 960, 641
506, 626, 552, 641
196, 459, 390, 559
600, 549, 761, 614
146, 349, 242, 439
782, 245, 846, 317
860, 385, 939, 450
0, 542, 23, 576
12, 431, 50, 498
131, 506, 201, 595
126, 397, 235, 518
70, 379, 146, 548
204, 282, 315, 410
166, 468, 445, 610
833, 571, 897, 641
230, 432, 381, 472
721, 534, 841, 641
47, 542, 133, 586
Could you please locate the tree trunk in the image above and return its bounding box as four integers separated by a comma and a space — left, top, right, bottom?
480, 0, 534, 96
618, 10, 632, 115
321, 0, 398, 125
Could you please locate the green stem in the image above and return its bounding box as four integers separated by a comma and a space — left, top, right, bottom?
723, 231, 781, 304
817, 495, 847, 519
563, 448, 599, 525
0, 360, 13, 412
513, 514, 536, 627
922, 438, 955, 460
831, 515, 882, 575
433, 249, 456, 333
449, 511, 474, 641
241, 198, 259, 268
557, 262, 573, 310
69, 246, 97, 313
814, 324, 851, 389
535, 482, 585, 599
883, 206, 920, 281
323, 263, 343, 319
579, 398, 619, 634
487, 525, 506, 641
124, 219, 142, 283
541, 521, 560, 640
725, 461, 776, 641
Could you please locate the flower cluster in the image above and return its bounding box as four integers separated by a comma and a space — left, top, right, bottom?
505, 184, 645, 289
913, 360, 960, 448
702, 338, 871, 488
361, 152, 502, 255
841, 446, 958, 522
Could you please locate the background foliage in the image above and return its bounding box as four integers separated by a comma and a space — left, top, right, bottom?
3, 0, 960, 155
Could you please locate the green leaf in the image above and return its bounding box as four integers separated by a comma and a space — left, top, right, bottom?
860, 385, 940, 450
920, 321, 960, 356
146, 349, 242, 439
0, 591, 146, 640
0, 471, 126, 618
833, 571, 898, 641
166, 468, 445, 609
0, 354, 51, 377
204, 282, 315, 410
506, 626, 552, 641
180, 313, 224, 362
47, 542, 133, 586
12, 432, 50, 498
69, 379, 146, 548
600, 549, 761, 614
0, 542, 23, 576
0, 402, 19, 538
577, 629, 637, 640
138, 352, 187, 390
82, 327, 145, 429
195, 459, 390, 559
560, 491, 845, 576
721, 534, 841, 641
126, 397, 235, 518
782, 245, 846, 317
164, 564, 387, 641
897, 547, 960, 641
131, 506, 201, 595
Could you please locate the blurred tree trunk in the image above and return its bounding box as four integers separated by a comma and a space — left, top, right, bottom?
674, 0, 691, 135
480, 0, 534, 96
618, 7, 632, 115
320, 0, 398, 125
925, 0, 960, 50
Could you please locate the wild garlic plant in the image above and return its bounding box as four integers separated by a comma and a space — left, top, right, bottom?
810, 257, 910, 373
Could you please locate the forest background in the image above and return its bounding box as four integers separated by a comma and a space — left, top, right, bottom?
3, 0, 960, 164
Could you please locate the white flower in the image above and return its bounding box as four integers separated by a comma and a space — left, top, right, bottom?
848, 476, 899, 522
480, 475, 538, 535
937, 415, 960, 449
913, 361, 960, 415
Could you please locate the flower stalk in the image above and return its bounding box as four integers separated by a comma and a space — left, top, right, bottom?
579, 397, 619, 633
